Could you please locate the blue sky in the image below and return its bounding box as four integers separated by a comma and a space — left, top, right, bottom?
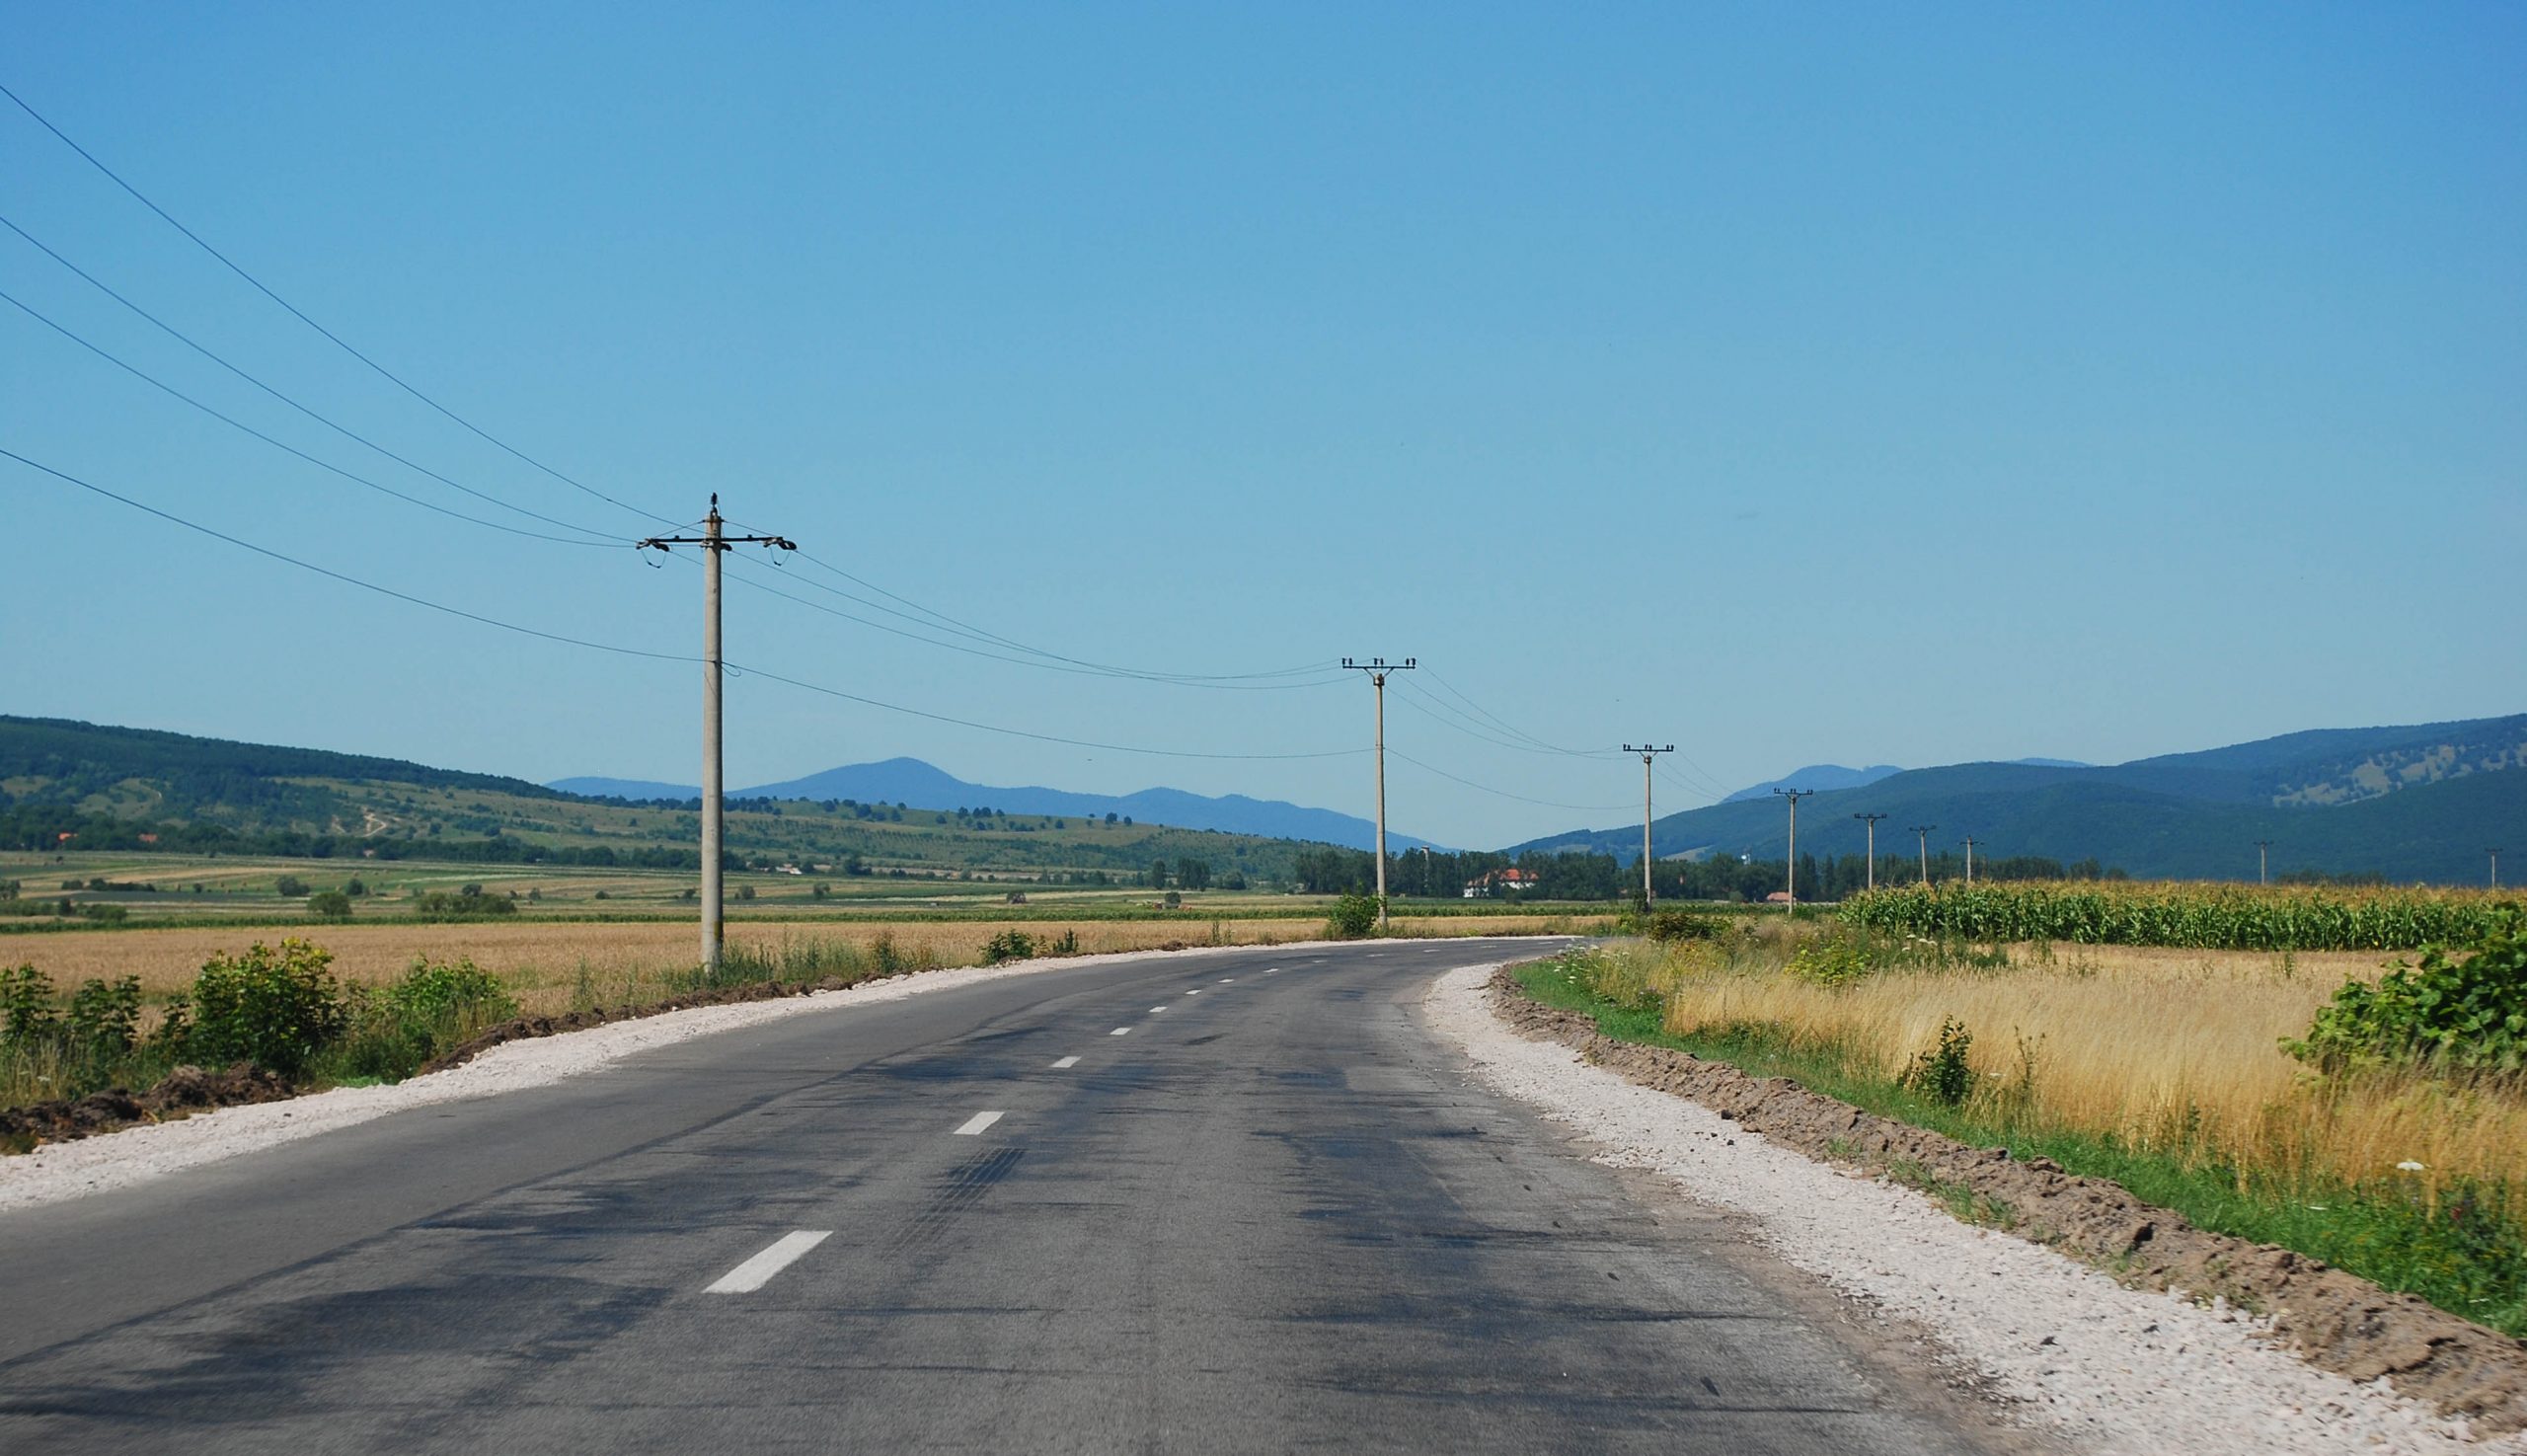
4, 3, 2520, 849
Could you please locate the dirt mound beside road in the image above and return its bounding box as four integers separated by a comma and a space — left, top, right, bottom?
1489, 965, 2527, 1435
0, 1063, 294, 1148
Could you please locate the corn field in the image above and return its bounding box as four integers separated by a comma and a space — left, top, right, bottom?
1838, 881, 2518, 952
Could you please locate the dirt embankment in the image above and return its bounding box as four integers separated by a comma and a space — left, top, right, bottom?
1489, 966, 2527, 1436
0, 1063, 295, 1147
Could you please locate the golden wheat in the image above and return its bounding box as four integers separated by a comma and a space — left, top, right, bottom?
1616, 936, 2525, 1202
2, 913, 1574, 1020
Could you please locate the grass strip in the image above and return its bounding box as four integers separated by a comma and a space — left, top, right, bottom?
1513, 956, 2527, 1340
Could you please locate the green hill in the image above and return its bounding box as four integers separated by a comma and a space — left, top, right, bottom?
0, 716, 1322, 883
1515, 715, 2525, 884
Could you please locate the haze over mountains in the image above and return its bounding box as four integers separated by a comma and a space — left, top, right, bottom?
1517, 715, 2526, 884
552, 759, 1435, 855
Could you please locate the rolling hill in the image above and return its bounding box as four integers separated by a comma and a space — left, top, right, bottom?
551, 757, 1432, 854
1515, 714, 2526, 884
0, 716, 1355, 881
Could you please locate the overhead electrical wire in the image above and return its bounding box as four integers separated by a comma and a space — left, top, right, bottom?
683, 553, 1346, 691
4, 86, 1353, 692
0, 286, 629, 548
0, 446, 1370, 764
1387, 750, 1632, 813
1, 79, 674, 531
734, 528, 1340, 687
0, 212, 633, 543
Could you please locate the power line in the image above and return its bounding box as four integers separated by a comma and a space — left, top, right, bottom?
754, 534, 1341, 688
0, 97, 1340, 689
1388, 750, 1631, 812
0, 80, 672, 529
0, 212, 633, 543
713, 553, 1346, 691
0, 446, 1371, 764
0, 285, 629, 548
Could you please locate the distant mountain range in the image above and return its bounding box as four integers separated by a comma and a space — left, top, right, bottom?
1516, 715, 2525, 884
1719, 760, 2090, 804
553, 758, 1434, 855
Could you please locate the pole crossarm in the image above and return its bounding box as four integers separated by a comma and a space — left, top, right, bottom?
1342, 657, 1415, 925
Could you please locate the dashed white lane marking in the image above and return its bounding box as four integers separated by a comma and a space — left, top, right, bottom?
1050, 1056, 1080, 1069
1220, 977, 1235, 982
953, 1111, 1005, 1137
1185, 988, 1201, 996
1110, 1027, 1132, 1036
1149, 1005, 1169, 1014
1264, 968, 1278, 974
705, 1230, 832, 1294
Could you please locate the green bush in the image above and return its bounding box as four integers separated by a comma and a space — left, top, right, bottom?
2285, 916, 2525, 1078
185, 939, 348, 1075
980, 930, 1035, 965
307, 889, 353, 920
2, 964, 59, 1044
411, 886, 518, 920
273, 875, 310, 897
1327, 893, 1382, 939
332, 957, 518, 1080
1901, 1018, 1976, 1107
1789, 935, 1876, 987
1646, 908, 1724, 944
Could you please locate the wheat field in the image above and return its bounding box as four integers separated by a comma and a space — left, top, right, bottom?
1602, 931, 2524, 1202
2, 913, 1580, 1019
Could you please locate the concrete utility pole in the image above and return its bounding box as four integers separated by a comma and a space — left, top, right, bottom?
1341, 657, 1414, 926
1908, 825, 1937, 885
1625, 744, 1675, 903
1961, 835, 1979, 885
641, 498, 796, 972
1855, 812, 1888, 892
2492, 848, 2504, 889
2256, 840, 2272, 886
1773, 788, 1814, 910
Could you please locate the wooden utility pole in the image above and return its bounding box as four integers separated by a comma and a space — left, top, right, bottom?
641, 497, 795, 972
1341, 657, 1414, 926
1961, 835, 1979, 885
1908, 824, 1937, 885
1773, 788, 1814, 910
2255, 840, 2272, 886
1625, 744, 1674, 904
1854, 812, 1888, 892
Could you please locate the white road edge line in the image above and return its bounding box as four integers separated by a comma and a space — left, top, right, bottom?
1051, 1055, 1080, 1068
953, 1110, 1005, 1136
1110, 1027, 1132, 1036
705, 1230, 832, 1294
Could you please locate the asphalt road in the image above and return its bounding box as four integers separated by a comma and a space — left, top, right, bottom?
0, 938, 2021, 1453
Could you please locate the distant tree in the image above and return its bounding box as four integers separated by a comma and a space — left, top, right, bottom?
1177, 858, 1212, 891
273, 875, 310, 897
1105, 812, 1118, 825
1149, 859, 1171, 889
306, 889, 352, 920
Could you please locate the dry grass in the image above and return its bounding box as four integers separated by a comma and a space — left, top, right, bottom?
2, 914, 1578, 1020
1608, 930, 2526, 1203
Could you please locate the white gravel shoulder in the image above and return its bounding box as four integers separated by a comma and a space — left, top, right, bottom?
0, 940, 1328, 1216
1424, 963, 2522, 1456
